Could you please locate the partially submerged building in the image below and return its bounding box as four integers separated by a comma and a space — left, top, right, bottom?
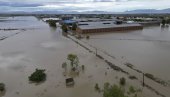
76, 21, 143, 33
60, 20, 77, 29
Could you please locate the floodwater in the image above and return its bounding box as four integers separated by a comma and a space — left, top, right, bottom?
0, 16, 169, 97
83, 26, 170, 81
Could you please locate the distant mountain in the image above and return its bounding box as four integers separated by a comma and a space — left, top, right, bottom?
1, 8, 170, 14
125, 8, 170, 14
31, 11, 114, 14
0, 10, 116, 14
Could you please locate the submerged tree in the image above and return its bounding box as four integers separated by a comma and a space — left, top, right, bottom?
29, 69, 46, 83
61, 24, 68, 33
82, 65, 85, 70
67, 54, 79, 68
104, 82, 110, 90
120, 77, 126, 86
162, 19, 166, 26
48, 20, 57, 27
0, 83, 5, 92
72, 23, 77, 31
166, 19, 170, 24
95, 83, 100, 91
62, 62, 67, 71
103, 84, 126, 97
129, 86, 136, 94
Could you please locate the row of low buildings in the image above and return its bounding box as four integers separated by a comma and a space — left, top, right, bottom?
43, 16, 163, 33
60, 18, 144, 33
76, 21, 143, 33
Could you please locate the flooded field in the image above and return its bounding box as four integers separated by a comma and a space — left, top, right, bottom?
83, 26, 170, 81
0, 16, 46, 29
0, 16, 169, 97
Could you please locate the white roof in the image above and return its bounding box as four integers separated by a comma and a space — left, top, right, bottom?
42, 18, 60, 21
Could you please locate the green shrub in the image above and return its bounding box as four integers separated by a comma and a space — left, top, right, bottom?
62, 62, 67, 68
0, 83, 5, 91
72, 23, 77, 31
120, 77, 126, 86
95, 83, 100, 91
82, 65, 85, 70
129, 86, 136, 93
124, 63, 133, 68
129, 76, 137, 80
145, 73, 154, 79
162, 19, 166, 25
104, 82, 110, 90
48, 20, 56, 27
166, 19, 170, 24
61, 24, 68, 32
67, 54, 79, 68
103, 84, 126, 97
29, 69, 46, 83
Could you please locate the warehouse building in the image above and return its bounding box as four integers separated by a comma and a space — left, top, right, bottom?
76, 21, 143, 33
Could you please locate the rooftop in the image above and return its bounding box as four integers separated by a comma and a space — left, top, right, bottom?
78, 21, 142, 30
63, 20, 77, 24
73, 18, 118, 22
42, 18, 60, 22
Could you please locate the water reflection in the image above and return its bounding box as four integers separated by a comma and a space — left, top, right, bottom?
84, 25, 170, 80
0, 90, 6, 97
49, 26, 57, 32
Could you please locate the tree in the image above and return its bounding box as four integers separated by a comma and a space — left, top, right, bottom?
82, 65, 85, 70
48, 20, 56, 27
106, 15, 112, 19
62, 62, 67, 71
129, 86, 136, 93
162, 19, 166, 26
62, 24, 68, 33
29, 69, 46, 83
72, 23, 77, 31
95, 83, 100, 91
103, 84, 126, 97
0, 83, 5, 91
67, 54, 79, 68
104, 82, 110, 90
120, 77, 126, 86
166, 19, 170, 24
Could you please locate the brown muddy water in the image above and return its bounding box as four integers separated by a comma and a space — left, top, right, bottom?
83, 26, 170, 81
0, 16, 169, 97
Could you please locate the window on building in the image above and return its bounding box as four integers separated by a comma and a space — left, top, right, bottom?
103, 23, 111, 24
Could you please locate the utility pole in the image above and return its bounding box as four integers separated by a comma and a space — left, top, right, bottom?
143, 73, 145, 87
76, 41, 78, 47
95, 48, 97, 56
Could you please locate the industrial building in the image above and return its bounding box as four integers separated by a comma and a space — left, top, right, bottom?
76, 21, 143, 33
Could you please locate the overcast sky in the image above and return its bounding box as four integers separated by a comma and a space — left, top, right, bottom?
0, 0, 170, 12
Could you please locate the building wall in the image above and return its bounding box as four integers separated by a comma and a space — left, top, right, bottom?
77, 26, 143, 34
139, 22, 160, 26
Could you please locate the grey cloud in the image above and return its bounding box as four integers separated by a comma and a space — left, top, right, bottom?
0, 1, 42, 7
0, 0, 170, 12
93, 0, 113, 2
